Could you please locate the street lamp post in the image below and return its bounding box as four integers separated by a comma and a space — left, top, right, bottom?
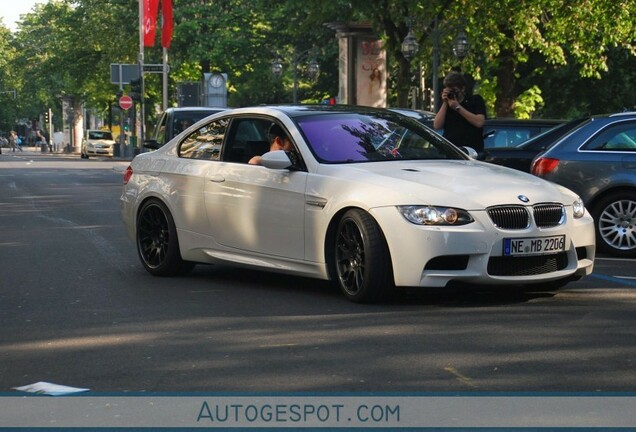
271, 48, 320, 104
401, 17, 470, 111
400, 20, 419, 61
452, 29, 470, 61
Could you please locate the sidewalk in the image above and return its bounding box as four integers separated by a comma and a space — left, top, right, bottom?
0, 146, 134, 161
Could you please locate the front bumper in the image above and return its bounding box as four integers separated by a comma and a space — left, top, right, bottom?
86, 147, 114, 157
371, 206, 595, 288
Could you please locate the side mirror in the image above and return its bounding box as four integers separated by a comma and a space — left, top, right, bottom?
143, 139, 159, 150
461, 146, 479, 158
260, 150, 293, 170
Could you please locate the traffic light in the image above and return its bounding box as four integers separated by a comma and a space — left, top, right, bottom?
130, 78, 142, 101
44, 111, 49, 123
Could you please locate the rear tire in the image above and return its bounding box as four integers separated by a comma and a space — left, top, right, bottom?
136, 199, 195, 276
333, 209, 393, 303
591, 192, 636, 258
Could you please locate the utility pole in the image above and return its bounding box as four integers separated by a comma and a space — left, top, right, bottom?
48, 108, 53, 151
138, 0, 145, 152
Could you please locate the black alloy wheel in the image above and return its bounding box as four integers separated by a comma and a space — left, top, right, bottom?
136, 199, 195, 276
334, 209, 393, 303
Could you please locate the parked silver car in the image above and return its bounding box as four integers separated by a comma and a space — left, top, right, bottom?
531, 112, 636, 257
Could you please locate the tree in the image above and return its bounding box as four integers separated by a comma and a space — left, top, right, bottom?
449, 0, 636, 117
13, 0, 140, 146
167, 0, 343, 107
3, 0, 636, 132
329, 0, 636, 117
0, 25, 19, 132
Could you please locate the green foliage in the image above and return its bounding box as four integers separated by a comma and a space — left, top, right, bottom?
0, 26, 19, 131
447, 0, 636, 116
514, 85, 544, 119
1, 0, 636, 133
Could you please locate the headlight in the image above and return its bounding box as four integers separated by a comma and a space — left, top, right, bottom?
398, 205, 474, 226
573, 198, 585, 219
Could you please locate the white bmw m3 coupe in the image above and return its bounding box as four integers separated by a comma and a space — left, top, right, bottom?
121, 105, 595, 302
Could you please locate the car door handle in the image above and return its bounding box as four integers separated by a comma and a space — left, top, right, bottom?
208, 175, 225, 183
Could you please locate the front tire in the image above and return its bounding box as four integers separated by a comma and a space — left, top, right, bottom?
136, 199, 195, 276
334, 209, 393, 303
592, 192, 636, 257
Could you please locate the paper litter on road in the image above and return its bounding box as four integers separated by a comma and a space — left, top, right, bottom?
12, 381, 90, 396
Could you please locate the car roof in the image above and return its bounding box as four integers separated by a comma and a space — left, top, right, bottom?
517, 117, 589, 150
605, 111, 636, 119
388, 107, 435, 119
485, 118, 564, 126
164, 107, 227, 113
229, 105, 416, 120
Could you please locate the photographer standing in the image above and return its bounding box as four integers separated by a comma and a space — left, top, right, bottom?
433, 71, 486, 153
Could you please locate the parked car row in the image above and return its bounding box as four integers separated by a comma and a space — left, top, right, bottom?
390, 108, 563, 150
480, 118, 588, 172
482, 118, 563, 149
530, 112, 636, 257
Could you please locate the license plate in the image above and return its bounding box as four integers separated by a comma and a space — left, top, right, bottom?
503, 235, 566, 256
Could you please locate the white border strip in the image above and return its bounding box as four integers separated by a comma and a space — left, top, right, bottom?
2, 395, 636, 428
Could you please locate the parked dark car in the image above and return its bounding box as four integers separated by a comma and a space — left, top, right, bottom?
531, 112, 636, 257
394, 110, 563, 151
481, 118, 588, 172
388, 108, 435, 125
483, 118, 563, 149
144, 107, 228, 150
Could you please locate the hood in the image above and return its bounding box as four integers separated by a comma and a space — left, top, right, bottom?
321, 159, 577, 209
89, 139, 116, 145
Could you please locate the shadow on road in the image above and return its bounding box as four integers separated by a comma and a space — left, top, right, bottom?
186, 263, 556, 309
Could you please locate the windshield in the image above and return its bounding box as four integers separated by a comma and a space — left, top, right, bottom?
296, 113, 466, 163
89, 131, 113, 140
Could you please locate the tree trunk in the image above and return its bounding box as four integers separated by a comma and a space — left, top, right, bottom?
494, 49, 516, 118
72, 99, 84, 153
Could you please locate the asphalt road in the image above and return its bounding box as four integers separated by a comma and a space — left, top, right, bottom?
1, 149, 635, 393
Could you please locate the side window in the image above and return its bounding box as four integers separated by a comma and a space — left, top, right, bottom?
222, 118, 272, 163
179, 118, 229, 160
583, 122, 636, 151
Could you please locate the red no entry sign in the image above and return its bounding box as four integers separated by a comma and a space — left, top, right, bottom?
119, 95, 133, 110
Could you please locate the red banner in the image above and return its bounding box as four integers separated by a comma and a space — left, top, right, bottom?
143, 0, 159, 47
161, 0, 173, 49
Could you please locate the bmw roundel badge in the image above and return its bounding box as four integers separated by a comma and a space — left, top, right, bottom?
518, 195, 530, 203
